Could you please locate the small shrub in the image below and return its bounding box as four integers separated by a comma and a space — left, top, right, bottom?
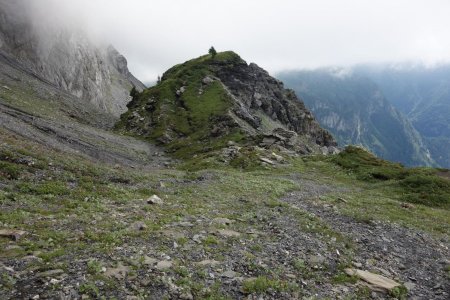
208, 46, 217, 58
34, 181, 70, 196
87, 260, 103, 275
400, 174, 450, 208
293, 259, 306, 272
175, 266, 189, 278
332, 272, 358, 284
79, 282, 100, 298
0, 272, 16, 289
390, 285, 408, 299
229, 148, 262, 171
203, 235, 218, 245
0, 161, 22, 179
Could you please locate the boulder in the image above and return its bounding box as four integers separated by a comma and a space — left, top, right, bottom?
212, 217, 234, 225
147, 195, 163, 205
216, 229, 241, 238
0, 229, 27, 241
105, 263, 130, 280
130, 221, 147, 231
156, 260, 172, 270
202, 76, 215, 84
344, 268, 401, 293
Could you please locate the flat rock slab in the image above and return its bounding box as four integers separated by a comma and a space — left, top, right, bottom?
176, 221, 194, 227
212, 217, 234, 225
105, 263, 130, 280
259, 157, 275, 165
221, 270, 239, 278
345, 268, 401, 292
216, 229, 241, 238
143, 256, 158, 266
196, 260, 221, 267
0, 229, 27, 241
156, 260, 172, 270
36, 269, 65, 278
159, 230, 186, 240
308, 255, 326, 266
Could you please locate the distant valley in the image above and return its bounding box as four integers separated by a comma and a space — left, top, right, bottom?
1, 1, 449, 299
278, 64, 450, 168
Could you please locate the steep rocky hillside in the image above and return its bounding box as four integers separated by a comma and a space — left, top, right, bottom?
0, 47, 170, 169
278, 69, 435, 167
357, 65, 450, 168
0, 48, 449, 298
117, 52, 336, 159
0, 0, 165, 168
0, 11, 448, 298
0, 0, 145, 117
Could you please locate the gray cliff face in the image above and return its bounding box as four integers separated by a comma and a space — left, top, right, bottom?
0, 0, 145, 117
212, 60, 336, 147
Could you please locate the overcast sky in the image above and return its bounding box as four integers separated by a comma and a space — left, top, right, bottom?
32, 0, 450, 83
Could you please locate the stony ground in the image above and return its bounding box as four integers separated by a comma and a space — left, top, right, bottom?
1, 137, 449, 299
1, 80, 449, 299
1, 36, 449, 300
283, 186, 450, 299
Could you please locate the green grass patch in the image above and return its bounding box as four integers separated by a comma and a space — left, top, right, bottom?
0, 161, 23, 180
332, 146, 450, 208
242, 276, 298, 294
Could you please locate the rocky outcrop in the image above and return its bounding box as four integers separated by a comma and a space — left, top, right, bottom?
0, 0, 145, 117
119, 51, 336, 156
212, 60, 335, 147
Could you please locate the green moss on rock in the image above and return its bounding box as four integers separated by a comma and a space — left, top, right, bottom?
116, 52, 246, 158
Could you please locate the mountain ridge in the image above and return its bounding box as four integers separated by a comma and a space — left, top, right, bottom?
355, 64, 450, 168
278, 69, 435, 167
118, 51, 337, 159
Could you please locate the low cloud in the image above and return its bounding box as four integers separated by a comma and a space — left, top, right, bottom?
25, 0, 450, 83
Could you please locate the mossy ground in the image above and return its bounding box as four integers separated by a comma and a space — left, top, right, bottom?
1, 126, 449, 298
330, 146, 450, 209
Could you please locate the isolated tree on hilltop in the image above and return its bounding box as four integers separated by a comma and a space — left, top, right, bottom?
209, 46, 217, 58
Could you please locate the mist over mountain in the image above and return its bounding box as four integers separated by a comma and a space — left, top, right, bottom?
0, 0, 145, 117
355, 64, 450, 167
1, 1, 450, 299
278, 69, 435, 167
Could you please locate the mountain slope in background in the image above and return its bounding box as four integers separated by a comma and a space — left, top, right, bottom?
278, 69, 435, 167
0, 0, 165, 167
117, 51, 336, 158
0, 0, 145, 117
0, 2, 449, 297
356, 65, 450, 168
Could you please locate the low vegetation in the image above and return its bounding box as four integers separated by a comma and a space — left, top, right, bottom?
1, 33, 447, 298
1, 126, 449, 298
331, 146, 450, 208
116, 51, 247, 159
